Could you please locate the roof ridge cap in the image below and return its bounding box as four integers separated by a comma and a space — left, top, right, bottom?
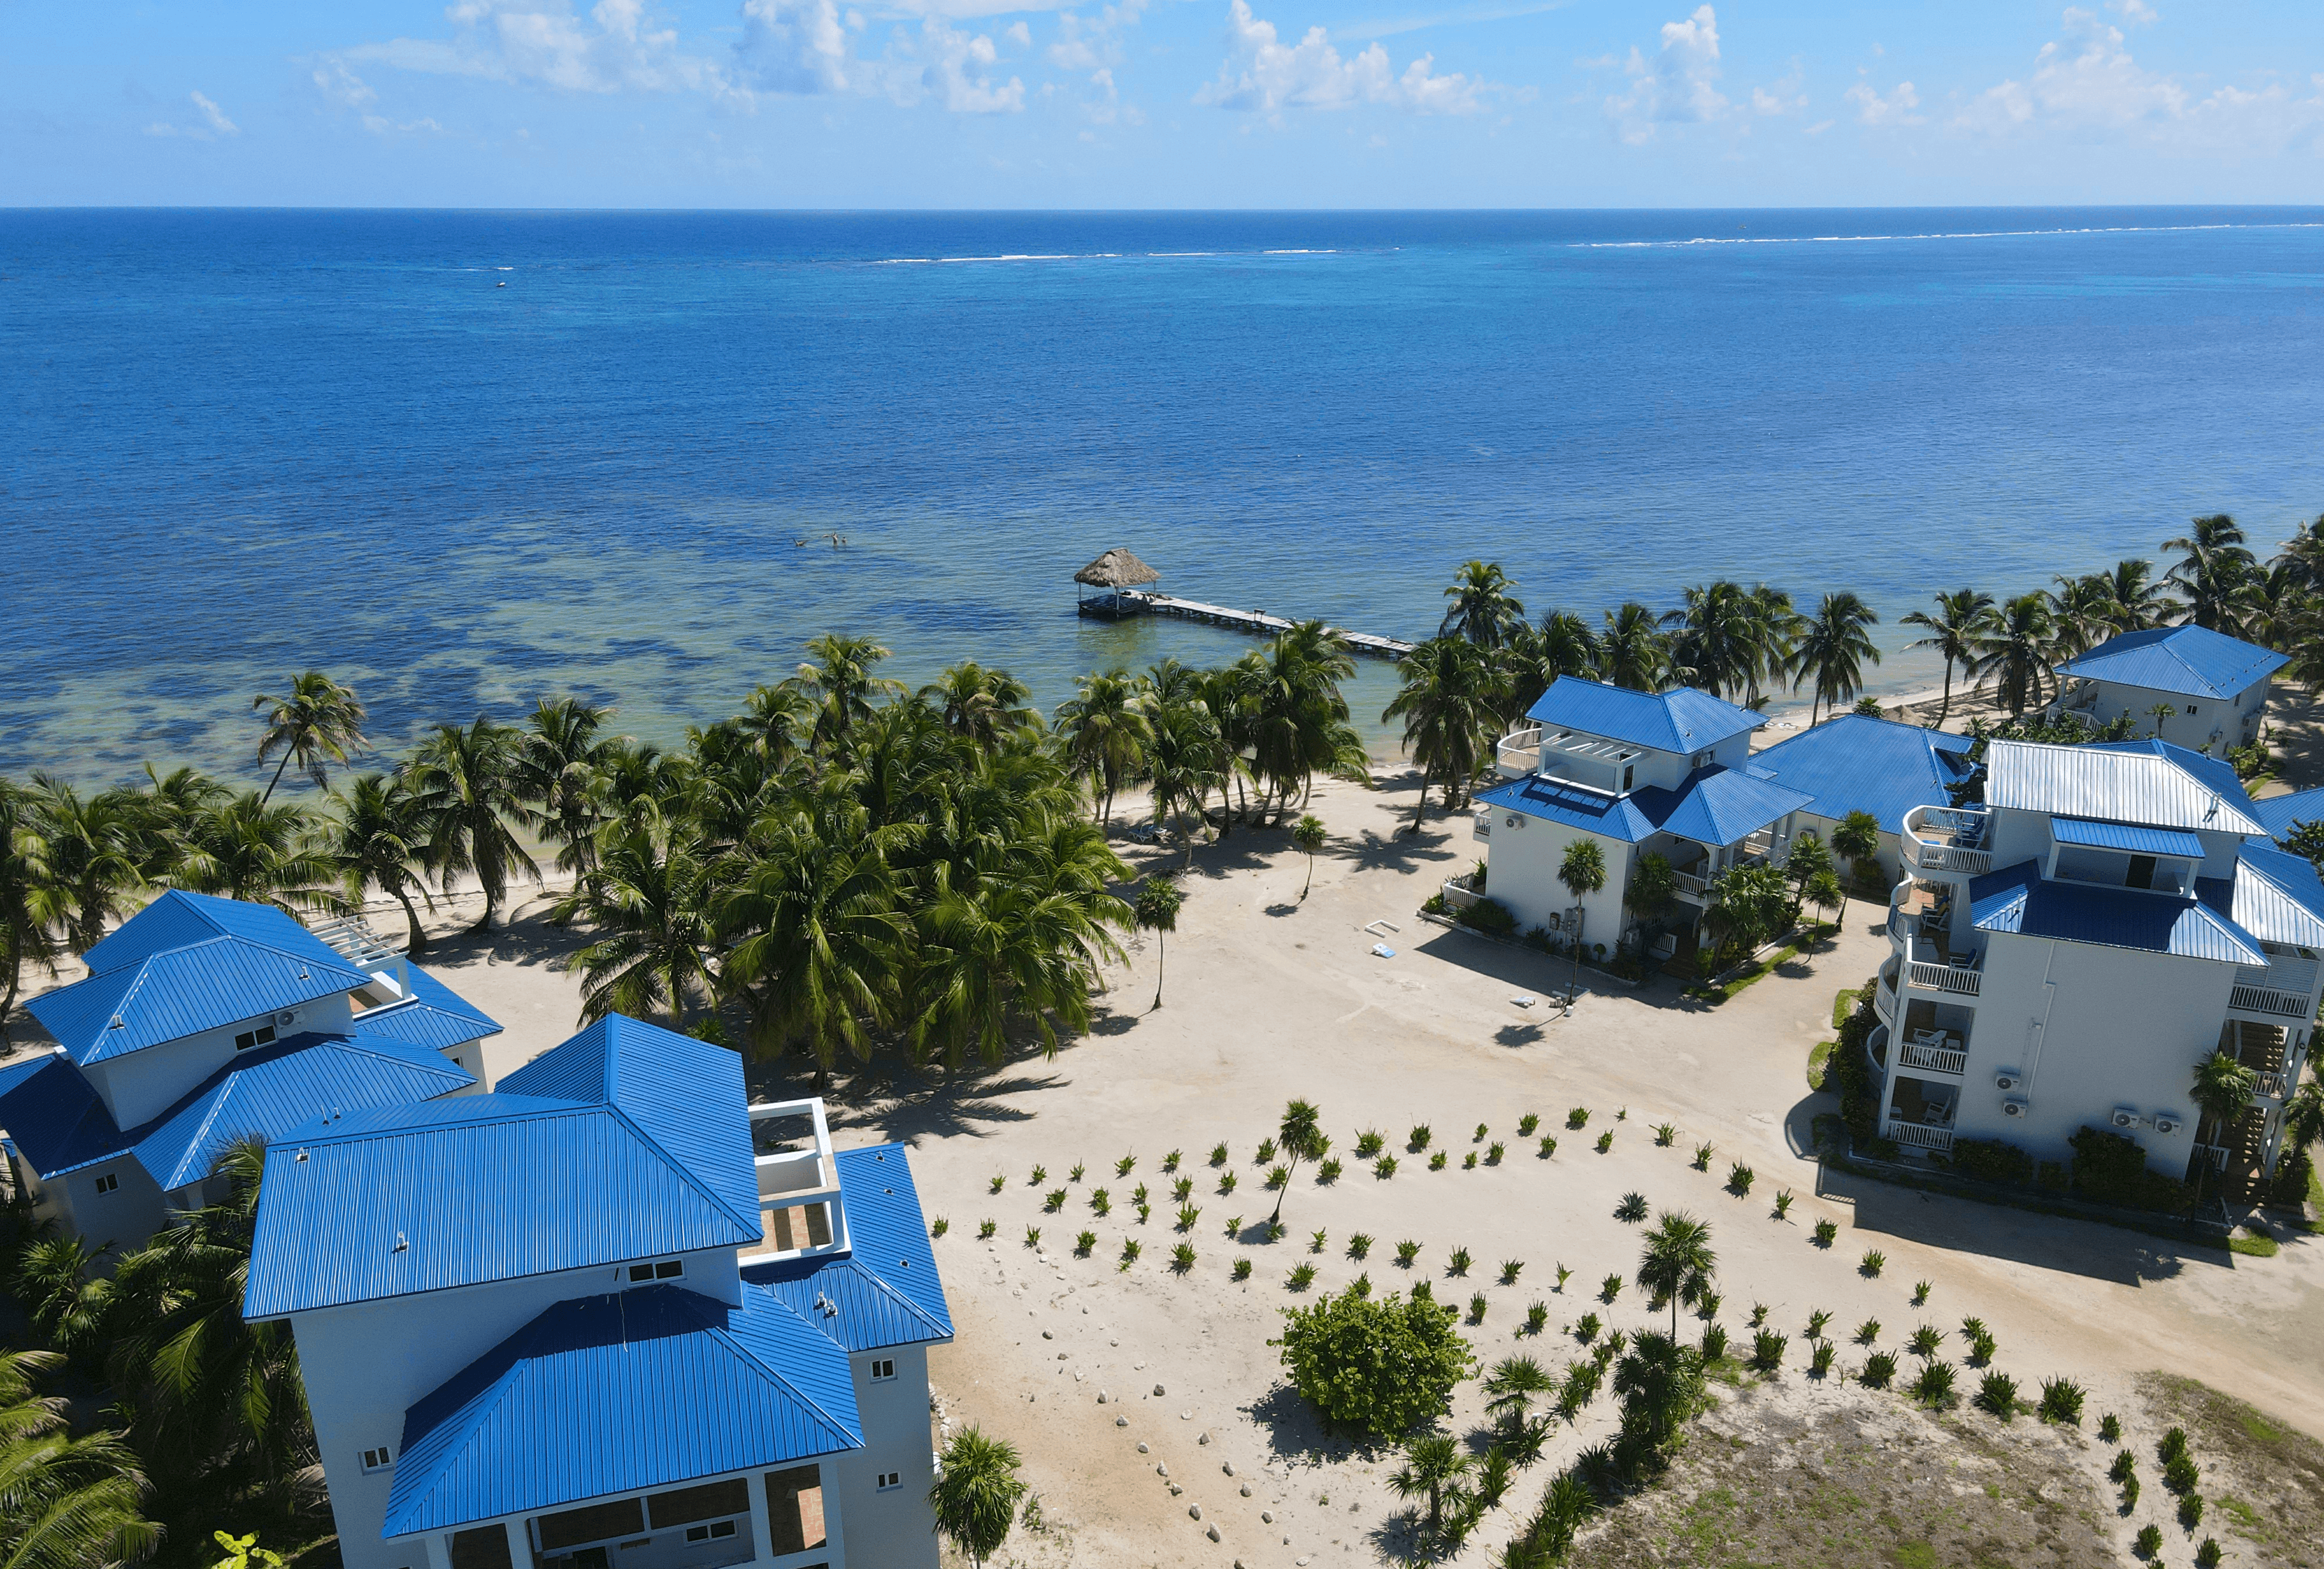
841, 1257, 950, 1339
729, 1288, 867, 1443
393, 1326, 542, 1532
599, 1102, 762, 1237
291, 1094, 598, 1148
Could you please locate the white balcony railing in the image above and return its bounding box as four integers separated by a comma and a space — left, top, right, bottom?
1672, 868, 1712, 900
1873, 971, 1898, 1028
1898, 1034, 1969, 1077
1473, 810, 1491, 841
1888, 1122, 1956, 1152
2230, 959, 2319, 1020
1902, 804, 1993, 876
1887, 918, 1984, 998
2192, 1142, 2231, 1172
1495, 728, 1543, 779
745, 1098, 850, 1262
1906, 956, 1984, 998
2256, 1070, 2291, 1102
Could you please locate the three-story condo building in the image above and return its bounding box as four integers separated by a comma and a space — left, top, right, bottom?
243, 1014, 951, 1569
1872, 738, 2321, 1198
0, 891, 500, 1248
1469, 678, 1816, 968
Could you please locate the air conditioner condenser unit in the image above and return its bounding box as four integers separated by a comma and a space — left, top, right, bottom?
2002, 1098, 2029, 1119
2110, 1107, 2139, 1129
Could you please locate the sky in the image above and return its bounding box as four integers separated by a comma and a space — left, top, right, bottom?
4, 1, 2323, 206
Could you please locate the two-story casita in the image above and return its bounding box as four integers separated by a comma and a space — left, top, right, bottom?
2050, 625, 2286, 760
244, 1014, 950, 1569
0, 891, 500, 1248
1874, 737, 2321, 1198
1469, 678, 1816, 966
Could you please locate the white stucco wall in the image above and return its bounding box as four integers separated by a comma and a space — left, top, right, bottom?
823, 1345, 939, 1569
1476, 815, 1634, 957
2076, 677, 2271, 758
87, 990, 356, 1130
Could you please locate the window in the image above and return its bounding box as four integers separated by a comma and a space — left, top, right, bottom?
626, 1258, 686, 1283
234, 1023, 278, 1052
869, 1358, 896, 1381
682, 1522, 737, 1546
360, 1445, 395, 1473
93, 1173, 119, 1195
2186, 704, 2198, 715
2126, 854, 2157, 891
876, 1471, 902, 1492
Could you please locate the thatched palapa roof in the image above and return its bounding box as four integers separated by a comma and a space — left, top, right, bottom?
1074, 548, 1161, 588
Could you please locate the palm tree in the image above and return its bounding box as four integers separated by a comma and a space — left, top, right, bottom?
1132, 875, 1183, 1012
13, 1234, 114, 1369
0, 1347, 158, 1568
1292, 814, 1326, 901
325, 773, 436, 955
2189, 1048, 2258, 1206
1831, 809, 1881, 895
404, 717, 538, 933
515, 696, 616, 877
1966, 593, 2060, 718
1391, 1433, 1469, 1536
251, 671, 370, 804
1145, 697, 1229, 867
171, 792, 341, 914
1611, 1331, 1707, 1453
2096, 558, 2174, 635
717, 798, 907, 1081
731, 682, 817, 773
909, 873, 1128, 1066
1245, 625, 1367, 823
1635, 1212, 1716, 1337
1053, 669, 1154, 828
1500, 611, 1601, 724
797, 634, 904, 760
1269, 1098, 1324, 1224
921, 662, 1037, 751
1440, 561, 1526, 650
0, 787, 53, 1044
1791, 592, 1882, 726
930, 1426, 1025, 1569
1482, 1355, 1554, 1423
1597, 602, 1667, 692
2164, 514, 2261, 633
1382, 638, 1498, 834
22, 776, 144, 955
1558, 838, 1606, 1004
553, 822, 717, 1030
1899, 589, 1995, 729
2046, 572, 2120, 660
1662, 581, 1762, 700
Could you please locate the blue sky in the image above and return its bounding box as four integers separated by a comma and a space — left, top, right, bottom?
5, 1, 2323, 206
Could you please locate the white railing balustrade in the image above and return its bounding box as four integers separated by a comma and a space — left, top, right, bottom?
2192, 1142, 2230, 1172
1473, 811, 1491, 840
2255, 1070, 2290, 1102
1887, 1122, 1955, 1152
1902, 804, 1994, 875
1898, 1036, 1968, 1076
1906, 957, 1984, 998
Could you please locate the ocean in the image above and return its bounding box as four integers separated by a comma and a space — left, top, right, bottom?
3, 207, 2322, 784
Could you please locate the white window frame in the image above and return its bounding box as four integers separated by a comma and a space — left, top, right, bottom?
876, 1470, 902, 1492
360, 1445, 395, 1474
93, 1172, 119, 1195
626, 1258, 686, 1284
869, 1357, 896, 1382
683, 1520, 738, 1546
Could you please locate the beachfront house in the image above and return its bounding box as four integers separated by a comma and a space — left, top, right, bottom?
2049, 625, 2285, 760
243, 1014, 951, 1569
1748, 714, 1978, 887
1872, 737, 2319, 1200
0, 891, 500, 1248
1466, 678, 1816, 969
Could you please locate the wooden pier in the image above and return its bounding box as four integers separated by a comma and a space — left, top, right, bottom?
1077, 589, 1414, 660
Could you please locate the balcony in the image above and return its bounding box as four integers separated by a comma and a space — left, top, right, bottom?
1495, 727, 1543, 779
745, 1099, 849, 1262
1882, 1073, 1957, 1153
1896, 1027, 1968, 1077
1874, 964, 1899, 1028
2229, 958, 2320, 1020
1886, 909, 1984, 998
1473, 809, 1491, 840
1902, 804, 1993, 877
1866, 1023, 1890, 1077
1889, 1123, 1956, 1153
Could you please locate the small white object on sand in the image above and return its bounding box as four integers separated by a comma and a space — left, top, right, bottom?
1512, 994, 1537, 1008
1371, 944, 1395, 958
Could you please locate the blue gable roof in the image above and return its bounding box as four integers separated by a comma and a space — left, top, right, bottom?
2230, 843, 2324, 949
1524, 677, 1764, 755
31, 938, 372, 1068
1747, 715, 1976, 835
2051, 817, 2206, 858
385, 1285, 860, 1539
244, 1018, 762, 1319
1476, 764, 1811, 850
2058, 625, 2286, 700
743, 1144, 953, 1351
1968, 860, 2264, 965
1472, 773, 1659, 844
80, 890, 354, 977
2250, 787, 2324, 846
356, 968, 503, 1054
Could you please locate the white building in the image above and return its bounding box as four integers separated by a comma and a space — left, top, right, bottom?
1872, 737, 2319, 1199
2051, 625, 2285, 759
243, 1013, 951, 1569
1748, 714, 1978, 887
0, 891, 500, 1247
1468, 678, 1816, 968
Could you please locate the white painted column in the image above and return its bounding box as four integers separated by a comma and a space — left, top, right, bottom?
421, 1532, 453, 1569
746, 1471, 774, 1565
505, 1518, 531, 1567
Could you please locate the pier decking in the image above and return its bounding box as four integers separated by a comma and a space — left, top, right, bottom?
1078, 589, 1413, 659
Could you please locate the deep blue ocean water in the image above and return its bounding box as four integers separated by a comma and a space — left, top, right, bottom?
4, 207, 2323, 783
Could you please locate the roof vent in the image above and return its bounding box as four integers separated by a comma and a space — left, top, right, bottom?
392, 1231, 408, 1253
110, 1016, 125, 1030
295, 1149, 309, 1163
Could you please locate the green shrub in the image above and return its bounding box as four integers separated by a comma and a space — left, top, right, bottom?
1727, 1163, 1755, 1196
1773, 1190, 1794, 1219
1860, 1248, 1885, 1277
1171, 1242, 1196, 1273
2160, 1426, 2189, 1463
1463, 1151, 1479, 1169
988, 1174, 1006, 1194
1977, 1373, 2018, 1418
1317, 1157, 1343, 1184
2197, 1535, 2222, 1567
1274, 1287, 1474, 1439
1950, 1137, 2035, 1185
1702, 1324, 1730, 1362
1615, 1191, 1648, 1222
1749, 1303, 1769, 1328
1120, 1238, 1141, 1266
1091, 1187, 1112, 1216
1266, 1163, 1291, 1190
1576, 1312, 1601, 1342
1525, 1301, 1548, 1335
1289, 1262, 1317, 1289
1474, 1122, 1490, 1142
1806, 1309, 1832, 1338
1827, 995, 1883, 1142
1222, 1213, 1242, 1238
1813, 1218, 1838, 1246
931, 1217, 949, 1238
1233, 1256, 1252, 1280
1654, 1122, 1677, 1146
977, 1219, 996, 1239
1374, 1155, 1398, 1179
1568, 1107, 1591, 1130
1430, 1150, 1448, 1169
2122, 1473, 2140, 1508
2164, 1453, 2200, 1493
1693, 1141, 1715, 1170
1913, 1361, 1956, 1407
1209, 1141, 1229, 1166
1115, 1155, 1134, 1177
1855, 1318, 1881, 1345
1045, 1188, 1067, 1212
1409, 1123, 1433, 1150
1349, 1233, 1373, 1259
1175, 1203, 1200, 1231
1396, 1240, 1421, 1266
1351, 1272, 1372, 1299
2136, 1523, 2162, 1556
1265, 1219, 1286, 1242
1911, 1280, 1931, 1306
2038, 1377, 2085, 1424
1218, 1170, 1239, 1195
2110, 1449, 2136, 1482
1070, 1161, 1088, 1183
1075, 1230, 1096, 1256
2269, 1144, 2315, 1207
1600, 1273, 1623, 1303
1750, 1330, 1787, 1371
1458, 895, 1518, 935
1810, 1340, 1836, 1377
1255, 1138, 1275, 1163
1449, 1246, 1473, 1276
1697, 1289, 1721, 1320
1907, 1324, 1942, 1357
1500, 1260, 1525, 1285
1487, 1142, 1507, 1165
1161, 1149, 1181, 1172
1132, 1182, 1149, 1205
1594, 1131, 1613, 1154
1861, 1352, 1897, 1388
1517, 1113, 1540, 1136
2100, 1413, 2122, 1443
1171, 1176, 1193, 1202
1136, 1202, 1152, 1223
2070, 1124, 2192, 1213
1469, 1292, 1488, 1324
1537, 1137, 1557, 1160
1355, 1130, 1386, 1158
1024, 1226, 1041, 1248
1031, 1165, 1047, 1184
1310, 1228, 1329, 1254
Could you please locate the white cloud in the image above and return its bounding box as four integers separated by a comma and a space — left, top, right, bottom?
1048, 0, 1145, 74
2107, 0, 2157, 24
1845, 77, 1918, 126
1195, 0, 1487, 114
350, 0, 750, 105
1956, 7, 2324, 152
1604, 4, 1725, 143
312, 61, 450, 133
146, 89, 241, 139
741, 0, 855, 92
916, 16, 1025, 111
1005, 20, 1030, 46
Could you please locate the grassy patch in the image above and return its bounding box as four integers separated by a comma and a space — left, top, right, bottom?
2229, 1231, 2281, 1258
1807, 1041, 1835, 1092
1698, 925, 1839, 1002
1831, 987, 1859, 1029
2142, 1372, 2324, 1564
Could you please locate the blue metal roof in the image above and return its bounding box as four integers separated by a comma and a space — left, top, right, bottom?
745, 1256, 952, 1353
2051, 816, 2205, 858
244, 1019, 762, 1319
356, 968, 503, 1054
1747, 715, 1977, 835
2058, 625, 2287, 700
385, 1284, 860, 1539
1473, 773, 1659, 844
2230, 843, 2324, 949
1968, 860, 2264, 964
1524, 677, 1764, 755
837, 1145, 952, 1332
2249, 787, 2324, 846
1985, 739, 2266, 837
0, 1031, 475, 1189
1647, 766, 1816, 848
80, 890, 356, 977
30, 938, 372, 1069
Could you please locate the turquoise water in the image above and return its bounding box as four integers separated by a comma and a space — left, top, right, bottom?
4, 207, 2322, 783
